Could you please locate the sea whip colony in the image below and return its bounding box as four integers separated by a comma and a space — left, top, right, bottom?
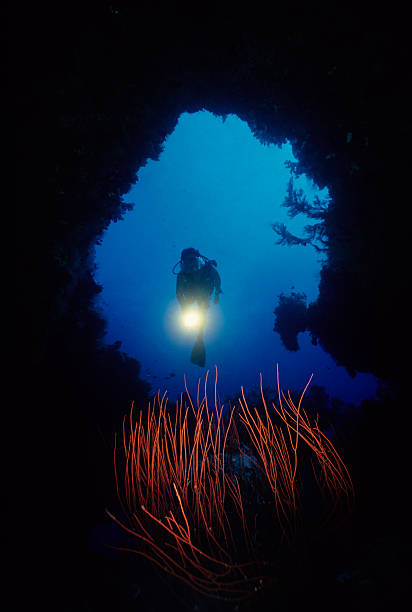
107, 365, 354, 600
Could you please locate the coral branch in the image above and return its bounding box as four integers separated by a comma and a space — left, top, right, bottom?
107, 365, 354, 599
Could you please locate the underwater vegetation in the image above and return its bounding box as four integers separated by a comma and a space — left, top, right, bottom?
12, 5, 410, 611
107, 366, 354, 601
272, 176, 330, 252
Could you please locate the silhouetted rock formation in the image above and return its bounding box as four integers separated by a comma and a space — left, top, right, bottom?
12, 3, 410, 609
274, 291, 308, 351
15, 3, 408, 385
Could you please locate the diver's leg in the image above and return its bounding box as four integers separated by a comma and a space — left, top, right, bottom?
197, 298, 209, 340
191, 333, 206, 367
190, 306, 206, 366
190, 298, 208, 367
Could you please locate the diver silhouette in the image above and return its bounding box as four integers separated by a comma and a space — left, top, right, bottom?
173, 248, 222, 367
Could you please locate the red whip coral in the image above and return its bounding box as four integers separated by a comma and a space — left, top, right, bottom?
107, 366, 354, 600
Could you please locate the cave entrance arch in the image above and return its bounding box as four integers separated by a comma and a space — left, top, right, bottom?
16, 11, 409, 610
94, 109, 376, 405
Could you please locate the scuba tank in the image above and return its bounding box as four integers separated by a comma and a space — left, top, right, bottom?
172, 248, 217, 274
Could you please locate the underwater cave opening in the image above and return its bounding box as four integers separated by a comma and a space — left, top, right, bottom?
93, 110, 377, 405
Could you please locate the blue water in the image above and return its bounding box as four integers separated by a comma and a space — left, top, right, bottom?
94, 111, 377, 404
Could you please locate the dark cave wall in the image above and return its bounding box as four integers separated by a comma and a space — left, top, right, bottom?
12, 4, 411, 607
13, 0, 410, 497
16, 2, 408, 385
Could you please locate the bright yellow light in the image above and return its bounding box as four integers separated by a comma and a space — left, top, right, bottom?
182, 309, 201, 329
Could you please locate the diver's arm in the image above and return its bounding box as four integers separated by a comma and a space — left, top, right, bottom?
176, 274, 186, 308
212, 269, 222, 303
213, 269, 222, 295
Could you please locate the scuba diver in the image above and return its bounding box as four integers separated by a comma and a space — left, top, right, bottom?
172, 248, 222, 367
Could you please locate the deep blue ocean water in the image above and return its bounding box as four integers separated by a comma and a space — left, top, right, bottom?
95, 111, 377, 405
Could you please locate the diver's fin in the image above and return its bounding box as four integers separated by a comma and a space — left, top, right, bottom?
190, 336, 206, 367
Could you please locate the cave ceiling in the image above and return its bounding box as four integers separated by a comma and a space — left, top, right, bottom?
14, 2, 410, 384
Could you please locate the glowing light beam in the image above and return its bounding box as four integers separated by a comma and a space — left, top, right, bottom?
181, 308, 203, 330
